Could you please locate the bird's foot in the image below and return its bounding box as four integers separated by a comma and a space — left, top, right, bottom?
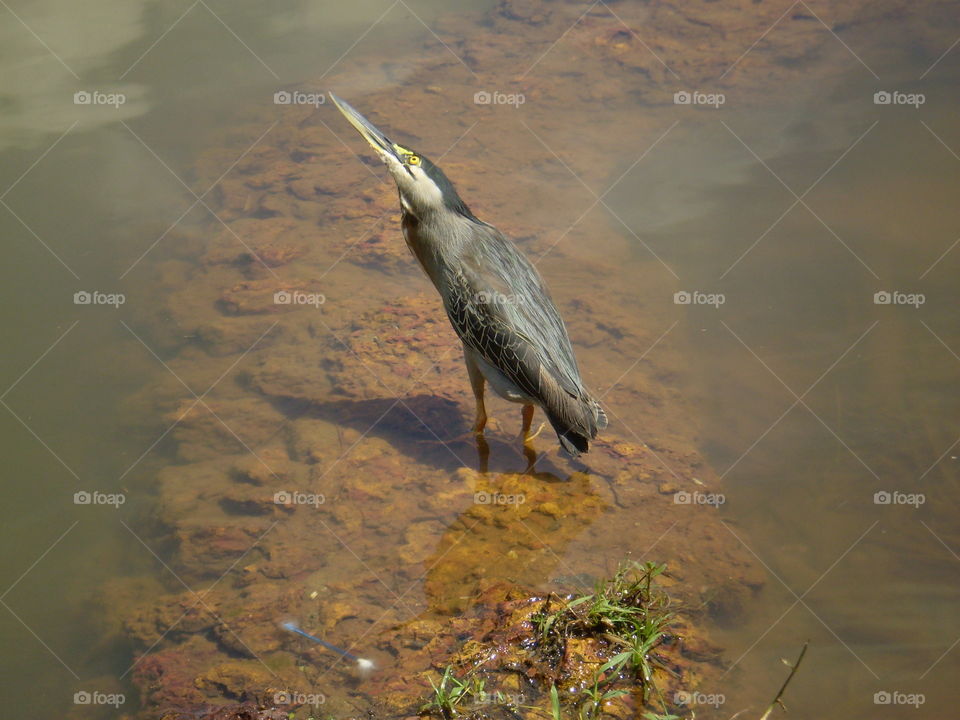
522, 422, 546, 444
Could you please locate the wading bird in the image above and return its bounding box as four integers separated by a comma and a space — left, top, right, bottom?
331, 94, 606, 455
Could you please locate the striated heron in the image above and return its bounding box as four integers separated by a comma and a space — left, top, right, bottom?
330, 93, 607, 455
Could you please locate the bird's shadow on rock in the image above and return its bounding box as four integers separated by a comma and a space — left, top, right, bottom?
264, 391, 570, 478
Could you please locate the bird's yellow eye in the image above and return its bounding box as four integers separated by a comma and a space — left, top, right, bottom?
408, 155, 420, 166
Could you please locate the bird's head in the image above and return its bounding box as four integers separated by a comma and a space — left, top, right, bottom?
330, 93, 475, 221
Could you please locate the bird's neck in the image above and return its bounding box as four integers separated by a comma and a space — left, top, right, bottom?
400, 207, 470, 288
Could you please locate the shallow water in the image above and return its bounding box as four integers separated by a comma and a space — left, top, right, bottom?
2, 1, 960, 718
666, 81, 960, 720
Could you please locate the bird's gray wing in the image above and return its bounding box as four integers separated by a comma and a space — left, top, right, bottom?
442, 226, 586, 402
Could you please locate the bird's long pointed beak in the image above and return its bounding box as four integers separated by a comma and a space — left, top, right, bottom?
329, 92, 399, 161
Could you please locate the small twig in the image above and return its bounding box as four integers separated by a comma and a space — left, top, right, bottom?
758, 641, 809, 720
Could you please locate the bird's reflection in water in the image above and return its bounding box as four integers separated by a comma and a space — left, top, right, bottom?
432, 417, 570, 476
420, 457, 607, 615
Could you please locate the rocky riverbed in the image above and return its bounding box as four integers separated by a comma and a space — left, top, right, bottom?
89, 1, 958, 718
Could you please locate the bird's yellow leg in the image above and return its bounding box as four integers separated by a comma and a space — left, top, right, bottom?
465, 354, 487, 434
417, 357, 487, 447
520, 404, 534, 436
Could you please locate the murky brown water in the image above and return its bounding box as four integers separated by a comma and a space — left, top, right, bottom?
2, 1, 960, 718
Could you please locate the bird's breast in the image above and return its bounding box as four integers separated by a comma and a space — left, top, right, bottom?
401, 211, 443, 287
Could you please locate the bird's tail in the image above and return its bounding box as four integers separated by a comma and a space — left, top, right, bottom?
546, 395, 607, 457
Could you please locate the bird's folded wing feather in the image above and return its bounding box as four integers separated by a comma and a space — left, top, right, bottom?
443, 230, 585, 402
445, 277, 543, 399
